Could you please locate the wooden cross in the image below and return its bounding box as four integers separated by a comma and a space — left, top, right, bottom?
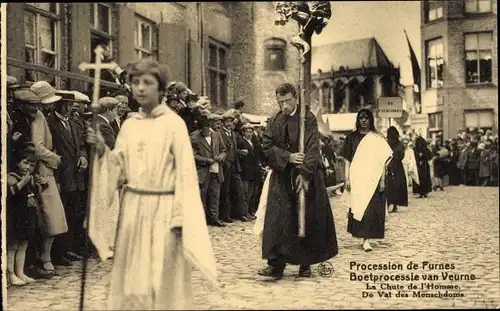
77, 45, 118, 311
78, 46, 119, 111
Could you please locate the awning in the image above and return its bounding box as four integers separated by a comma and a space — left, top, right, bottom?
321, 113, 357, 132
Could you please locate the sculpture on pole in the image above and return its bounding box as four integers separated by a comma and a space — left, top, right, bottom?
274, 1, 332, 238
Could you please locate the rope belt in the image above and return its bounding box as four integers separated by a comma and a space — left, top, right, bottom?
123, 185, 175, 196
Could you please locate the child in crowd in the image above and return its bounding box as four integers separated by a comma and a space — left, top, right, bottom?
7, 141, 48, 286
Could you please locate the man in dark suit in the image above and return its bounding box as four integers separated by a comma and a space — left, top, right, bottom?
219, 111, 251, 222
191, 114, 227, 227
47, 93, 88, 264
237, 123, 261, 218
96, 97, 120, 149
113, 94, 130, 134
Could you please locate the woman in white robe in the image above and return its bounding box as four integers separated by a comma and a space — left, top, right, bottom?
401, 138, 419, 192
86, 59, 217, 310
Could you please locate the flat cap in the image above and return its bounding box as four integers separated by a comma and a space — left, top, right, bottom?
240, 123, 254, 130
13, 89, 41, 103
99, 97, 120, 109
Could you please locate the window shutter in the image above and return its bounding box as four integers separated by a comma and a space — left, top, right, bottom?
158, 23, 187, 83
118, 5, 136, 67
69, 3, 91, 91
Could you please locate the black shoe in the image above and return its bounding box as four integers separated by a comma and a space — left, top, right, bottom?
258, 266, 283, 279
53, 256, 73, 266
65, 251, 83, 261
298, 265, 312, 278
222, 218, 234, 223
239, 216, 251, 222
245, 214, 257, 220
209, 219, 227, 227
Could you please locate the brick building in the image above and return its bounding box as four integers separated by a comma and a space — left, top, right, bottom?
412, 0, 498, 139
6, 2, 299, 115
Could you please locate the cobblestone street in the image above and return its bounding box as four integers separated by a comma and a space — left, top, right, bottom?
6, 186, 500, 310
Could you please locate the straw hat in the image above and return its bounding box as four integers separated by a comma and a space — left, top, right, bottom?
222, 110, 235, 120
74, 91, 91, 103
7, 75, 21, 88
13, 89, 41, 103
57, 90, 91, 103
29, 81, 62, 104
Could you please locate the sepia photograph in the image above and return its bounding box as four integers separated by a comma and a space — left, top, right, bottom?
1, 1, 499, 310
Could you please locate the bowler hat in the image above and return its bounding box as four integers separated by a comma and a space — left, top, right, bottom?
13, 90, 41, 103
30, 81, 62, 104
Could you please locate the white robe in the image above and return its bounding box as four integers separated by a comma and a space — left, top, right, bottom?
89, 105, 217, 310
402, 146, 420, 189
341, 132, 393, 221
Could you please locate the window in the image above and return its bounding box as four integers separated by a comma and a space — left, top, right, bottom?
424, 0, 443, 22
465, 32, 493, 84
24, 3, 60, 85
426, 38, 444, 89
465, 0, 492, 13
264, 38, 286, 71
207, 41, 228, 107
90, 3, 112, 60
464, 110, 494, 131
428, 112, 443, 129
90, 3, 111, 34
134, 16, 157, 60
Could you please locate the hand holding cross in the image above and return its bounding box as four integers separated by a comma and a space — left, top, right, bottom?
77, 45, 119, 311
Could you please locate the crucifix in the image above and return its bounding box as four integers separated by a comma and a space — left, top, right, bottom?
77, 45, 119, 311
274, 1, 332, 238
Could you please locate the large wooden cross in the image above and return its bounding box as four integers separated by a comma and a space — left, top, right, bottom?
79, 46, 119, 111
77, 45, 119, 311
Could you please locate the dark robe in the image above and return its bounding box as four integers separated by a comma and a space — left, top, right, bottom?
385, 141, 408, 206
413, 148, 432, 195
342, 130, 386, 239
261, 107, 338, 266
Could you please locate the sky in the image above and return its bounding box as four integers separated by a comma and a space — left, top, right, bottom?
312, 1, 421, 86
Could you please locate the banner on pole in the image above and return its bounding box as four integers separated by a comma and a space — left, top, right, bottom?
377, 96, 403, 118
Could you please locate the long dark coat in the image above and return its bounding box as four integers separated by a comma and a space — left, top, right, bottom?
261, 106, 338, 266
385, 141, 408, 206
413, 148, 432, 195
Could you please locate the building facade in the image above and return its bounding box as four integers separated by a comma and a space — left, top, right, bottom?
415, 0, 498, 139
6, 2, 299, 115
310, 37, 402, 133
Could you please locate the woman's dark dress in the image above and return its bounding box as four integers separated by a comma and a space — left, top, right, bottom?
385, 141, 408, 206
342, 131, 386, 239
448, 148, 461, 185
6, 173, 43, 241
413, 148, 432, 195
433, 147, 450, 179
